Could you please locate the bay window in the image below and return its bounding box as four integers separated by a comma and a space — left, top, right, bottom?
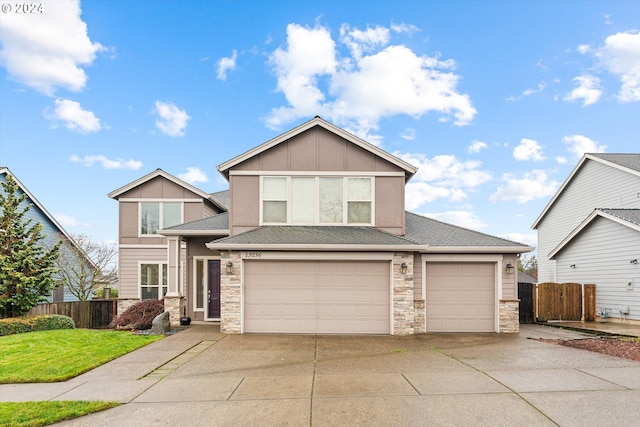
261, 176, 373, 225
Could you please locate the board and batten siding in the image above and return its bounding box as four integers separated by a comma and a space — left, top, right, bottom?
537, 159, 640, 282
555, 217, 640, 321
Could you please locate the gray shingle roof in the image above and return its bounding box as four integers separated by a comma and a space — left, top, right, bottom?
590, 153, 640, 173
162, 212, 229, 232
205, 211, 532, 251
405, 212, 530, 248
211, 190, 229, 210
599, 208, 640, 226
210, 225, 418, 246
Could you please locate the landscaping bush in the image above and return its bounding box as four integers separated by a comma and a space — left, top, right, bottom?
109, 299, 164, 330
0, 315, 75, 336
92, 287, 119, 299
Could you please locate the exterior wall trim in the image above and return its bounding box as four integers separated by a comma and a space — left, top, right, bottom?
230, 170, 406, 177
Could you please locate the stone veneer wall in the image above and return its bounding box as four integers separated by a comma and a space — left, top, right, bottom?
413, 300, 426, 334
499, 299, 519, 333
220, 250, 242, 333
393, 252, 415, 336
116, 299, 139, 316
164, 295, 184, 326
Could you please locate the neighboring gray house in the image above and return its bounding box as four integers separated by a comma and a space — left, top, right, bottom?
0, 167, 93, 302
532, 153, 640, 322
110, 117, 533, 334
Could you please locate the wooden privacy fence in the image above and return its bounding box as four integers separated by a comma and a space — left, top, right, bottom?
537, 282, 596, 322
26, 300, 117, 329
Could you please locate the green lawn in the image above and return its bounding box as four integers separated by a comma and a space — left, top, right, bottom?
0, 329, 162, 383
0, 328, 164, 427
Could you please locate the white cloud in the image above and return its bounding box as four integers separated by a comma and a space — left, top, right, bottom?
265, 22, 476, 140
500, 232, 537, 248
0, 0, 104, 95
563, 75, 602, 106
396, 152, 491, 210
54, 213, 88, 227
178, 167, 208, 185
468, 140, 487, 154
490, 170, 559, 204
577, 44, 591, 54
216, 49, 238, 81
556, 156, 568, 164
154, 101, 190, 137
46, 99, 101, 133
69, 154, 143, 170
595, 30, 640, 102
422, 210, 488, 230
513, 138, 545, 162
562, 134, 607, 159
401, 128, 416, 141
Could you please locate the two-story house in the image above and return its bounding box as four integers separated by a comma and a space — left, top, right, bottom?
532, 153, 640, 322
110, 117, 532, 334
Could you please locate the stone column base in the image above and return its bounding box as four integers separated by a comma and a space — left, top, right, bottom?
164, 295, 185, 327
499, 299, 520, 333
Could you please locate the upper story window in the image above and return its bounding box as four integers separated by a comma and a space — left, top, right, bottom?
140, 202, 182, 235
261, 176, 373, 225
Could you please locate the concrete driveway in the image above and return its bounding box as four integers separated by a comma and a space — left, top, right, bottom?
4, 324, 639, 426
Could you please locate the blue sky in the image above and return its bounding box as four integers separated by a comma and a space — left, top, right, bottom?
1, 0, 639, 251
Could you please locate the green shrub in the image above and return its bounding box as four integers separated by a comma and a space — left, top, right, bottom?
92, 287, 119, 299
0, 315, 75, 336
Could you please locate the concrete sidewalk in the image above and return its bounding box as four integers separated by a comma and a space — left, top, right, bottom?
1, 323, 639, 426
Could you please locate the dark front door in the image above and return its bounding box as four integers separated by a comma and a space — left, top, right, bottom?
207, 260, 221, 318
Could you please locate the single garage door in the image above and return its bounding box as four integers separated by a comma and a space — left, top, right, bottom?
244, 260, 390, 334
426, 262, 495, 332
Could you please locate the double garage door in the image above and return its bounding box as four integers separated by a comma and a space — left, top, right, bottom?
425, 262, 496, 332
244, 260, 390, 334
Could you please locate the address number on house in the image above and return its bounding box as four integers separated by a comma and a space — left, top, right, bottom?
243, 251, 263, 258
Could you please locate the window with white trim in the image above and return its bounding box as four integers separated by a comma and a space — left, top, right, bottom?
140, 202, 182, 235
140, 263, 167, 300
261, 176, 373, 225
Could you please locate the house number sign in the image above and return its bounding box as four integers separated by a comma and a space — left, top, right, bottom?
244, 251, 263, 258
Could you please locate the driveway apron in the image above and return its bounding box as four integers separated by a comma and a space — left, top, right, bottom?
4, 323, 637, 426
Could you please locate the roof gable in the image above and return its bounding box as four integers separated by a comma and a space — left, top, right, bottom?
532, 153, 640, 229
0, 167, 93, 266
217, 117, 417, 180
108, 169, 227, 212
548, 208, 640, 259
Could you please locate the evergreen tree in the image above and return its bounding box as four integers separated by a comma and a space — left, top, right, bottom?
0, 173, 61, 317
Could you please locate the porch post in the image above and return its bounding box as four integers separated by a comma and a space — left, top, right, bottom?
164, 236, 184, 326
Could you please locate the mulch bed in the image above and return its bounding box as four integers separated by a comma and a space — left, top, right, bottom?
539, 337, 640, 361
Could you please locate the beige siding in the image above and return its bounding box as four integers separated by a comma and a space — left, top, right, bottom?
375, 176, 405, 234
413, 252, 423, 299
229, 176, 260, 235
119, 246, 167, 299
538, 160, 640, 282
502, 254, 517, 299
233, 127, 403, 173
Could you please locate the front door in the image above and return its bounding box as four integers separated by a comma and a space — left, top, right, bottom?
207, 260, 221, 319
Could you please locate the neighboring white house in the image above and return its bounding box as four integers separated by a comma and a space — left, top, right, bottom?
532, 154, 640, 322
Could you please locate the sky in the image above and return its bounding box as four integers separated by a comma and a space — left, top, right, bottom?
1, 0, 639, 253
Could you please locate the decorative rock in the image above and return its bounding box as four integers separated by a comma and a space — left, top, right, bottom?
151, 311, 170, 334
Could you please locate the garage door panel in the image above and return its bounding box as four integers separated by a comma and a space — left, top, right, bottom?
426, 262, 495, 332
244, 260, 390, 334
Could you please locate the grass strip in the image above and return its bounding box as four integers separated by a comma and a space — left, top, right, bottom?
0, 401, 120, 427
0, 329, 163, 383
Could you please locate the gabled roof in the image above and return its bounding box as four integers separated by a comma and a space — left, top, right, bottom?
518, 271, 537, 284
107, 168, 227, 212
211, 190, 229, 210
159, 212, 229, 236
532, 153, 640, 229
0, 167, 94, 267
216, 116, 418, 181
548, 208, 640, 259
204, 211, 534, 253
